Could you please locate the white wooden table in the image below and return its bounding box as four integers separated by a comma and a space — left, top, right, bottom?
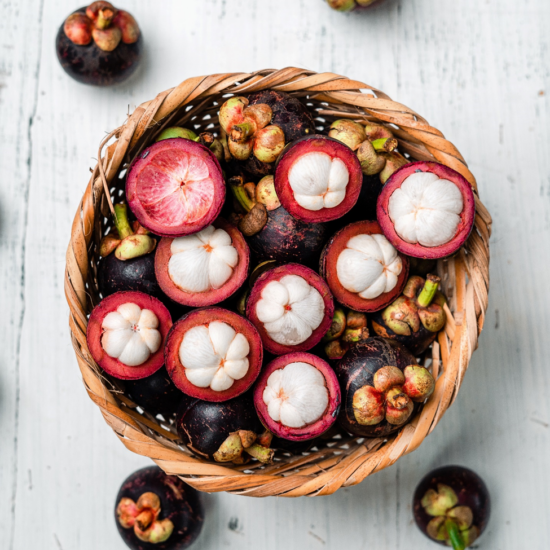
1, 0, 548, 548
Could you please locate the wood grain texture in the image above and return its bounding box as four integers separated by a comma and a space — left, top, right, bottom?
0, 0, 548, 548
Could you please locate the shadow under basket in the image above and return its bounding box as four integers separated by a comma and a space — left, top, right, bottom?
65, 68, 492, 498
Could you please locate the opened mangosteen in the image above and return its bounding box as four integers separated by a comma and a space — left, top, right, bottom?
154, 219, 249, 307
253, 353, 340, 441
320, 220, 409, 312
326, 0, 385, 11
176, 393, 273, 464
377, 162, 476, 259
246, 263, 334, 355
372, 274, 447, 355
115, 465, 203, 549
56, 2, 142, 86
335, 337, 434, 437
413, 466, 491, 549
165, 308, 262, 402
274, 135, 363, 223
126, 138, 225, 237
87, 291, 172, 380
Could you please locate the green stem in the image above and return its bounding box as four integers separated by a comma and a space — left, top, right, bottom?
416, 274, 440, 308
231, 120, 256, 143
445, 519, 466, 550
229, 179, 255, 213
371, 137, 398, 153
114, 203, 133, 240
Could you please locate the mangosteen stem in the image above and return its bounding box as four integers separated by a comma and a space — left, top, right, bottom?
229, 179, 255, 213
231, 121, 256, 143
445, 519, 466, 550
416, 274, 441, 308
114, 203, 134, 240
371, 137, 398, 153
96, 8, 115, 29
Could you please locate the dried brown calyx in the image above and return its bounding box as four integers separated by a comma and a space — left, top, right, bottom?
323, 308, 369, 360
213, 430, 275, 465
229, 176, 268, 237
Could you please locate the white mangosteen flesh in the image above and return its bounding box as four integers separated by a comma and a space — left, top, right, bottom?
288, 152, 349, 211
101, 303, 161, 367
255, 275, 325, 346
336, 234, 403, 299
388, 172, 464, 247
262, 362, 329, 428
178, 321, 250, 392
168, 225, 239, 292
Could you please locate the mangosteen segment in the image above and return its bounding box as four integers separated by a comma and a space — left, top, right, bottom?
126, 138, 225, 237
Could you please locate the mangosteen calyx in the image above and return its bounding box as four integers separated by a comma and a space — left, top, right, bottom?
228, 176, 268, 236
116, 491, 174, 544
212, 430, 274, 464
324, 309, 369, 360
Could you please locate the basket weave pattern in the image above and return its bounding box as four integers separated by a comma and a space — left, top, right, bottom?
65, 68, 492, 497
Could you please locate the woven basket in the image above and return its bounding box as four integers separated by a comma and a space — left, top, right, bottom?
65, 68, 492, 498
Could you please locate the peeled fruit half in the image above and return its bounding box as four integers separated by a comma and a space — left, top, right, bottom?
155, 218, 250, 307
253, 353, 341, 441
320, 221, 409, 312
246, 263, 335, 355
165, 308, 263, 402
87, 291, 172, 380
126, 138, 225, 237
377, 162, 476, 259
274, 135, 363, 223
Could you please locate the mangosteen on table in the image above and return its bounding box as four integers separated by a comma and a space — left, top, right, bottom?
87, 291, 172, 380
56, 2, 142, 86
246, 263, 334, 355
377, 161, 476, 259
335, 337, 435, 437
413, 465, 491, 549
115, 465, 203, 549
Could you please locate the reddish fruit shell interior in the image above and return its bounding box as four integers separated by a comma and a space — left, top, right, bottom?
274, 135, 363, 223
376, 161, 476, 259
246, 263, 335, 355
86, 291, 172, 380
126, 138, 225, 237
253, 352, 341, 441
164, 307, 263, 402
320, 220, 409, 312
154, 218, 250, 307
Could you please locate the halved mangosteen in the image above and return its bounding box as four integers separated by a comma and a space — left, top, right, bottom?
377, 162, 476, 259
274, 135, 363, 223
246, 263, 334, 355
320, 220, 409, 312
126, 138, 225, 237
87, 291, 172, 380
165, 308, 263, 402
253, 352, 340, 441
155, 218, 249, 307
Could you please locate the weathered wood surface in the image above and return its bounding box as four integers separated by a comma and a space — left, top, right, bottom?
0, 0, 548, 548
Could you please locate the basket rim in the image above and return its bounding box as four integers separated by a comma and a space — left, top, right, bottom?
65, 67, 492, 498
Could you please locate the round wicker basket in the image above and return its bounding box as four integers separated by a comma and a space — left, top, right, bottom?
65, 68, 492, 498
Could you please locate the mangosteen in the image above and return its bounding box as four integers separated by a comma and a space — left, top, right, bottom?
320, 220, 409, 312
274, 135, 363, 223
176, 393, 273, 464
413, 466, 491, 549
126, 138, 225, 237
253, 352, 341, 441
56, 2, 142, 86
335, 337, 434, 437
326, 0, 386, 11
154, 219, 250, 307
371, 274, 447, 355
165, 308, 263, 402
377, 162, 476, 259
87, 291, 172, 380
124, 366, 182, 418
115, 465, 203, 549
246, 263, 334, 356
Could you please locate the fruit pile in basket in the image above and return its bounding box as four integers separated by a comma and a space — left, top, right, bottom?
87, 90, 476, 465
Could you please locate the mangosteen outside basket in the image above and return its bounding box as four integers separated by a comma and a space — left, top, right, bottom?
65, 68, 492, 497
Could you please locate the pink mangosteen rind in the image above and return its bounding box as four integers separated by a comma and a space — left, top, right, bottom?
253, 352, 341, 441
320, 220, 410, 312
86, 291, 172, 380
126, 138, 225, 238
164, 308, 263, 402
274, 135, 363, 223
246, 263, 335, 355
376, 161, 476, 260
154, 218, 250, 307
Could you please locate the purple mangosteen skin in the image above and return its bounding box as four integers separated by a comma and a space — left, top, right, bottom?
115, 466, 204, 550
